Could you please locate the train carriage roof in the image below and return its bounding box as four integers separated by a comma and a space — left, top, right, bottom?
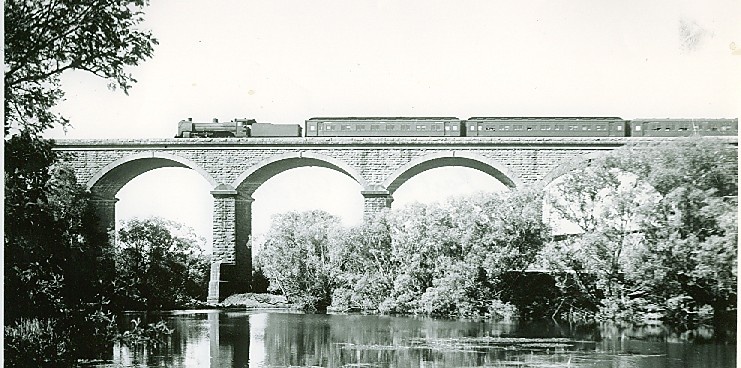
307, 117, 460, 121
630, 118, 738, 122
467, 117, 623, 121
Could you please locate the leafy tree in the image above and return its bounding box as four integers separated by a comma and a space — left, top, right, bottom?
4, 132, 116, 358
4, 0, 157, 134
375, 189, 549, 319
543, 138, 737, 327
114, 217, 210, 310
627, 139, 737, 327
4, 0, 158, 364
257, 211, 344, 311
543, 155, 656, 321
331, 210, 394, 311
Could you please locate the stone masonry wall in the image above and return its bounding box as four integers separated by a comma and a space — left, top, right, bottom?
55, 137, 651, 192
212, 194, 236, 264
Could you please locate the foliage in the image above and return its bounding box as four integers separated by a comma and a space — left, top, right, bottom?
4, 0, 157, 134
627, 139, 738, 326
116, 318, 173, 347
300, 189, 550, 319
4, 0, 159, 363
331, 210, 394, 312
113, 217, 211, 310
250, 257, 271, 294
543, 138, 737, 325
4, 131, 114, 316
4, 318, 74, 368
257, 211, 344, 311
377, 189, 549, 318
544, 155, 655, 318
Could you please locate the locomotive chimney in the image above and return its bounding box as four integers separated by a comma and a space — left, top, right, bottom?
188, 117, 192, 121
213, 118, 219, 123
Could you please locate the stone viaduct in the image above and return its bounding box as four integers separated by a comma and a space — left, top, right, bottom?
51, 136, 737, 303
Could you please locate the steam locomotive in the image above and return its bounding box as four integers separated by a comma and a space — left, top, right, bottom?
175, 117, 738, 138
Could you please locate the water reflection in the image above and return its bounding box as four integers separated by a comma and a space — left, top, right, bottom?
98, 311, 736, 368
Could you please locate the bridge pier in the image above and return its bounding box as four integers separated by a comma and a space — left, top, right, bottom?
362, 190, 393, 218
208, 186, 252, 303
90, 195, 118, 235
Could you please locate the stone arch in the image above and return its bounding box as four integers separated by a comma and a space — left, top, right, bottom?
382, 151, 523, 194
231, 152, 370, 194
87, 152, 219, 199
538, 151, 609, 187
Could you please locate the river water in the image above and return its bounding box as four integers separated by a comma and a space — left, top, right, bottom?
96, 310, 735, 368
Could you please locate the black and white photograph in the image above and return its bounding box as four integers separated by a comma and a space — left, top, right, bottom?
4, 0, 739, 367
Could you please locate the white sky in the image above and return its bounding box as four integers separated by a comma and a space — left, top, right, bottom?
44, 0, 740, 251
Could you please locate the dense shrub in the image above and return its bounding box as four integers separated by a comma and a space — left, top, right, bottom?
545, 139, 737, 325
258, 211, 344, 311
113, 218, 211, 310
259, 189, 549, 320
4, 318, 73, 368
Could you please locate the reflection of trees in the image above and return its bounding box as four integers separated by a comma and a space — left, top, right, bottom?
109, 312, 736, 367
261, 313, 586, 367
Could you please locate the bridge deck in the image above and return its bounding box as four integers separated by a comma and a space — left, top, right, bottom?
52, 136, 738, 150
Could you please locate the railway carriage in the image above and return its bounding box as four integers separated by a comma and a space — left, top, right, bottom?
630, 118, 738, 137
304, 117, 464, 137
465, 117, 628, 137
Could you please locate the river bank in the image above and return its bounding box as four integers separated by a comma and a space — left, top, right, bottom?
216, 293, 294, 309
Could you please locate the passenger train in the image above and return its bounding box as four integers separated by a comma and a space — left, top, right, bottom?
175, 116, 738, 138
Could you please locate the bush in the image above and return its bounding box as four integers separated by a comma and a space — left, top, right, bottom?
4, 318, 73, 367
486, 299, 519, 320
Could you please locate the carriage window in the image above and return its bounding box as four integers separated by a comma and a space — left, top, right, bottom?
452, 125, 458, 130
387, 124, 395, 130
595, 125, 604, 131
445, 126, 450, 131
326, 125, 332, 130
371, 124, 379, 131
554, 125, 562, 130
635, 126, 641, 131
401, 125, 410, 130
470, 125, 476, 131
582, 125, 590, 130
513, 125, 523, 130
357, 125, 365, 130
616, 125, 622, 130
431, 125, 440, 130
503, 125, 510, 130
310, 125, 316, 131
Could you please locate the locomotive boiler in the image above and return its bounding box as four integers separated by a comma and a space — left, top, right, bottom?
175, 118, 302, 138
